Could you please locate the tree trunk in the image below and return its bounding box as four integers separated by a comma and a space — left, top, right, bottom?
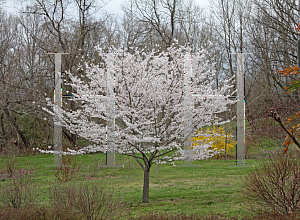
142, 167, 150, 203
0, 113, 6, 150
0, 113, 6, 139
3, 107, 28, 148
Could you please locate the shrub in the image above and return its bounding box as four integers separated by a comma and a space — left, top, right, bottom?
0, 175, 39, 209
190, 125, 236, 159
0, 206, 78, 220
243, 150, 300, 218
49, 182, 122, 220
53, 154, 81, 184
0, 206, 47, 220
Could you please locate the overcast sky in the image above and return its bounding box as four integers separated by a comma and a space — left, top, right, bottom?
2, 0, 210, 17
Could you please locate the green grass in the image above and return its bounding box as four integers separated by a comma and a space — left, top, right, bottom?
0, 152, 264, 219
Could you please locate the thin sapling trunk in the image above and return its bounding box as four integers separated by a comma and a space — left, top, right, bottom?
142, 165, 151, 203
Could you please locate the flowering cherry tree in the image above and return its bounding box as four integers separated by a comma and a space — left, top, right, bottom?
40, 44, 234, 203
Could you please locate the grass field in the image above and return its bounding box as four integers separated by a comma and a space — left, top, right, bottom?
0, 152, 265, 219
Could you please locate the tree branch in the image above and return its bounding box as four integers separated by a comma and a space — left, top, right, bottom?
269, 108, 300, 148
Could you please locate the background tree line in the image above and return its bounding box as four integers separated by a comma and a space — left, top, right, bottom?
0, 0, 299, 155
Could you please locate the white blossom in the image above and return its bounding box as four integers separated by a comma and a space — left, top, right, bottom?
40, 44, 234, 162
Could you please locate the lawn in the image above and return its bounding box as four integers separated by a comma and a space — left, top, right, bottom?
0, 152, 263, 219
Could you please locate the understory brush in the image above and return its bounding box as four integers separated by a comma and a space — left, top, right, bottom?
49, 182, 123, 220
243, 150, 300, 219
0, 174, 39, 209
0, 172, 122, 219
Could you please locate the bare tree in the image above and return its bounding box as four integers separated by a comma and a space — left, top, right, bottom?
0, 9, 52, 149
122, 0, 208, 50
21, 0, 114, 147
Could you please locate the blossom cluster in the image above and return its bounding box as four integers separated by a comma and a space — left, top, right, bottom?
39, 44, 235, 162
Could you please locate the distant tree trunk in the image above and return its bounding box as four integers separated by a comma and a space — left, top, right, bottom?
0, 113, 7, 150
3, 106, 28, 148
0, 113, 6, 139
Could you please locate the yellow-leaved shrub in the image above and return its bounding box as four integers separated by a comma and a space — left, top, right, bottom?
189, 125, 236, 158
